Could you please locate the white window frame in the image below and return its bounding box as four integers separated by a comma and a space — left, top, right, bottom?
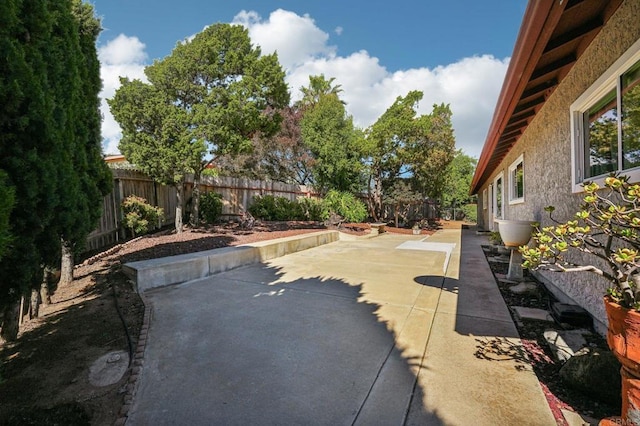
508, 153, 525, 204
492, 172, 504, 221
482, 188, 488, 210
571, 37, 640, 193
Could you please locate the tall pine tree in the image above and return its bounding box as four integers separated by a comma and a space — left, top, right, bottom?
0, 0, 110, 341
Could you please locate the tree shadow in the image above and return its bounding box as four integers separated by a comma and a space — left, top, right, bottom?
0, 266, 143, 424
130, 262, 445, 425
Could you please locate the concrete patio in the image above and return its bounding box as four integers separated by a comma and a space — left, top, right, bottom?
125, 226, 558, 425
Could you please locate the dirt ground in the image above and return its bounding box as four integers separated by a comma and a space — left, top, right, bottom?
0, 220, 457, 425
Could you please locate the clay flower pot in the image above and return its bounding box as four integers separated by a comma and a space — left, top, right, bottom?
603, 297, 640, 424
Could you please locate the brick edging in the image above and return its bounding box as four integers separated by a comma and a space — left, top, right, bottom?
114, 300, 152, 426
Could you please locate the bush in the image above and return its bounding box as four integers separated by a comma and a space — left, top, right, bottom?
121, 195, 164, 237
200, 191, 223, 224
461, 204, 477, 222
298, 197, 329, 221
249, 195, 301, 221
324, 190, 367, 223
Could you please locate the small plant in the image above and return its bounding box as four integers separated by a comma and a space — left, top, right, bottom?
324, 190, 367, 223
520, 173, 640, 310
489, 231, 503, 245
121, 195, 164, 237
200, 191, 223, 224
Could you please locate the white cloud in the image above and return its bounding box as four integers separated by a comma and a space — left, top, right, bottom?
98, 34, 148, 155
233, 9, 336, 70
240, 11, 509, 158
98, 11, 509, 159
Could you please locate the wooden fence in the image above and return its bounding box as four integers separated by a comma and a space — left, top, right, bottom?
85, 169, 317, 251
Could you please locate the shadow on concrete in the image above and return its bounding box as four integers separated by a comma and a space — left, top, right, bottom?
132, 262, 443, 425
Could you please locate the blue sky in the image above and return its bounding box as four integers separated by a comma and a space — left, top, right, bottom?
91, 0, 528, 158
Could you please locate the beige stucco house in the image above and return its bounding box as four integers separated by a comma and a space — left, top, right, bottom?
471, 0, 640, 333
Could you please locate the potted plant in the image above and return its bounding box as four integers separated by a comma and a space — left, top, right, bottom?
412, 223, 421, 235
519, 174, 640, 424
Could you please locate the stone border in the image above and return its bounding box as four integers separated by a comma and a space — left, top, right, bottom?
114, 300, 151, 426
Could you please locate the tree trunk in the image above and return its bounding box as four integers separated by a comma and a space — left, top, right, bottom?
175, 182, 184, 234
373, 173, 383, 222
30, 288, 40, 319
190, 172, 201, 227
59, 240, 74, 285
40, 269, 51, 306
394, 206, 399, 228
0, 299, 21, 343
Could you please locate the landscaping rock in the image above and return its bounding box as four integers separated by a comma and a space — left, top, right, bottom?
559, 347, 622, 407
543, 329, 589, 362
509, 281, 539, 295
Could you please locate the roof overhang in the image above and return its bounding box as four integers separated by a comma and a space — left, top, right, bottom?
470, 0, 623, 194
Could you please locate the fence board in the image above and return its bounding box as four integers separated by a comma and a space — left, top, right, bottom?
86, 170, 318, 252
86, 168, 438, 253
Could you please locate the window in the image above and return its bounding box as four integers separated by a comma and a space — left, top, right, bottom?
509, 154, 524, 204
571, 38, 640, 192
493, 172, 504, 220
482, 188, 488, 210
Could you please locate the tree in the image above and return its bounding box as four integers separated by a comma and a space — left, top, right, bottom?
410, 103, 456, 200
109, 23, 289, 232
300, 93, 365, 193
0, 171, 15, 261
365, 91, 424, 221
297, 74, 344, 109
217, 106, 315, 185
0, 0, 85, 341
441, 150, 477, 219
57, 0, 112, 286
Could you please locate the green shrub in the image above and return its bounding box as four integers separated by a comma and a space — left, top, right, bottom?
200, 191, 223, 224
461, 203, 477, 222
122, 195, 164, 237
298, 197, 329, 221
324, 190, 367, 223
249, 195, 300, 221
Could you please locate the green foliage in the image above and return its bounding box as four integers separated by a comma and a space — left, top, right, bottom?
248, 195, 330, 221
489, 231, 502, 245
122, 196, 164, 237
109, 23, 290, 231
460, 203, 477, 222
300, 83, 365, 193
324, 190, 368, 223
249, 195, 300, 221
199, 192, 223, 224
364, 92, 456, 221
57, 0, 112, 256
0, 0, 107, 312
441, 150, 477, 211
297, 197, 329, 221
520, 173, 640, 309
0, 171, 15, 260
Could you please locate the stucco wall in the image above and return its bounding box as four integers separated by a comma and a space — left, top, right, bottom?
476, 0, 640, 332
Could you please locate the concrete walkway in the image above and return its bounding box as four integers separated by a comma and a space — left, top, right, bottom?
127, 227, 555, 425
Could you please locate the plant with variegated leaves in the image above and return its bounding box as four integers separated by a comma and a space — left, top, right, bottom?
520, 173, 640, 309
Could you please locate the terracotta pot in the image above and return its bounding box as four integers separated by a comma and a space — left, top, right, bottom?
603, 297, 640, 425
605, 297, 640, 375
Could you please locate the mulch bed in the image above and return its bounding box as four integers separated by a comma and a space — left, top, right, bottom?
481, 244, 619, 423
